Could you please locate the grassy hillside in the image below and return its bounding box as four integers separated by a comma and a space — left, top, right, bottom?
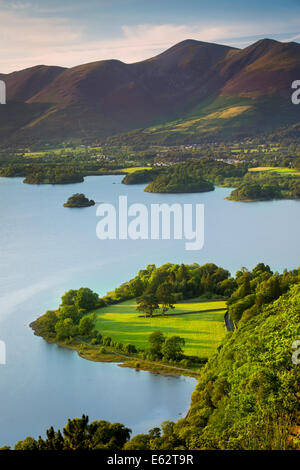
92, 299, 227, 357
133, 95, 300, 144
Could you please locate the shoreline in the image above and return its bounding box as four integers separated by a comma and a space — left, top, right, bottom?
30, 321, 200, 379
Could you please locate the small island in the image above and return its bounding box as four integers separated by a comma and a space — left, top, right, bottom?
64, 193, 95, 208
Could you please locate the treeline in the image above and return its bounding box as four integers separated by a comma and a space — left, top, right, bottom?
0, 161, 126, 184
103, 262, 234, 305
2, 415, 131, 450
24, 169, 84, 185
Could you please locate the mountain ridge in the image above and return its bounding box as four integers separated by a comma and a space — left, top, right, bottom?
0, 38, 299, 144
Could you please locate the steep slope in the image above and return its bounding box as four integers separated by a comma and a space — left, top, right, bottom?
220, 39, 300, 96
132, 39, 300, 144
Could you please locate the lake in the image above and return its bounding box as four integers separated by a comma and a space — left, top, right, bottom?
0, 175, 299, 447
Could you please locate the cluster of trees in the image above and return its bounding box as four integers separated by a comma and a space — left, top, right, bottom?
227, 182, 279, 201
31, 287, 101, 341
5, 415, 131, 450
103, 262, 235, 306
147, 331, 185, 362
23, 168, 84, 185
63, 193, 95, 208
227, 171, 300, 201
227, 263, 300, 324
145, 172, 214, 193
32, 287, 140, 355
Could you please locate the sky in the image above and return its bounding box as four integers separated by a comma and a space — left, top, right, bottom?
0, 0, 300, 73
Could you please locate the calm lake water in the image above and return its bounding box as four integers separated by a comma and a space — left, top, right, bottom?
0, 175, 299, 447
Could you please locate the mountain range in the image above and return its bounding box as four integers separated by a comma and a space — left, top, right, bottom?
1, 38, 300, 145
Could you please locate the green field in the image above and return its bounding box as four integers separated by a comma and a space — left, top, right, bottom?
91, 299, 227, 358
249, 166, 300, 176
121, 166, 152, 173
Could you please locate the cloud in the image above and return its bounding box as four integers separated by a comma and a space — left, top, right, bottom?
0, 6, 299, 73
282, 32, 300, 42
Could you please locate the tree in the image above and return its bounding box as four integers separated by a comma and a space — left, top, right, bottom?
63, 415, 90, 450
136, 291, 159, 317
59, 305, 81, 324
61, 289, 77, 306
128, 278, 144, 297
90, 421, 131, 450
78, 316, 94, 336
75, 288, 99, 311
156, 282, 175, 315
177, 264, 189, 282
103, 336, 112, 346
14, 437, 39, 450
37, 427, 64, 450
162, 336, 185, 362
123, 434, 150, 450
124, 344, 137, 354
148, 331, 165, 359
55, 318, 77, 340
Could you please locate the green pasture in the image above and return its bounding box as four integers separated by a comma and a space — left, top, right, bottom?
91, 299, 227, 358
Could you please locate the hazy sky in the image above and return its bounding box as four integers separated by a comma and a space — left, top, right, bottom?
0, 0, 300, 72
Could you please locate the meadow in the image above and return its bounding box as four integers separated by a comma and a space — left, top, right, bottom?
91, 299, 227, 358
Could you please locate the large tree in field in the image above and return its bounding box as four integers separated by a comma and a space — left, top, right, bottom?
136, 291, 159, 317
156, 282, 175, 315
